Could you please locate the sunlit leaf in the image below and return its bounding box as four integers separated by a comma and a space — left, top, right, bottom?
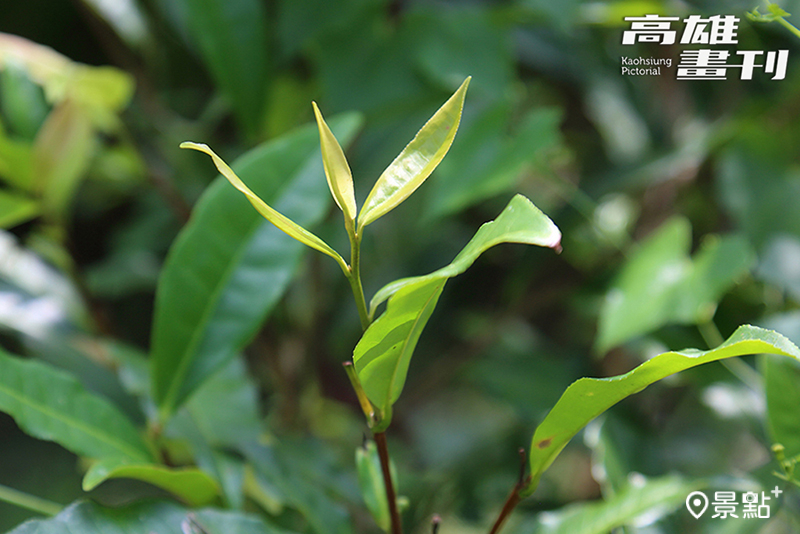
153, 115, 360, 420
313, 101, 356, 225
524, 325, 800, 496
180, 142, 347, 272
357, 77, 470, 231
0, 349, 152, 464
356, 195, 560, 423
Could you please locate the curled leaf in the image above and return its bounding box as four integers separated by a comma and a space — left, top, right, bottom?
312, 102, 357, 226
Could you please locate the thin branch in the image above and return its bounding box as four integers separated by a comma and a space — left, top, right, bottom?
374, 431, 403, 534
488, 448, 531, 534
0, 483, 62, 517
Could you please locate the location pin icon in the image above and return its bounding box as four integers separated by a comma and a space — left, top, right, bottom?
686, 491, 709, 519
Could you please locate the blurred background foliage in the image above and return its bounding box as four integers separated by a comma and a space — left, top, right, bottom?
1, 0, 800, 532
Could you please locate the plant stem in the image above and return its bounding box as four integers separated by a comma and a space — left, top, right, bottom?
488, 449, 530, 534
0, 483, 62, 517
347, 229, 371, 331
776, 13, 800, 39
374, 431, 403, 534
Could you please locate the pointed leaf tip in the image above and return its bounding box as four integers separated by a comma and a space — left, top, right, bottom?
179, 140, 349, 276
358, 76, 471, 231
312, 102, 357, 225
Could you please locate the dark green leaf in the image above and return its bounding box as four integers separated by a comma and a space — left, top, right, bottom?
182, 0, 270, 138
7, 500, 292, 534
151, 114, 361, 421
0, 349, 152, 464
524, 325, 800, 495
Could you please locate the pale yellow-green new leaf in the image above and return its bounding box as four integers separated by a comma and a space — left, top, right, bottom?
357, 77, 470, 231
180, 142, 348, 273
312, 101, 356, 226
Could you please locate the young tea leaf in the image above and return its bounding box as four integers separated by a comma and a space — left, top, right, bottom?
355, 195, 560, 426
313, 101, 357, 226
180, 142, 348, 274
523, 325, 800, 496
357, 77, 470, 231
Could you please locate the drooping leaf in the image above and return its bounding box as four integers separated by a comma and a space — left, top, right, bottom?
355, 195, 560, 423
180, 141, 348, 272
312, 101, 356, 225
529, 475, 701, 534
7, 499, 293, 534
357, 77, 470, 231
0, 349, 152, 464
82, 458, 219, 507
596, 217, 755, 353
153, 114, 361, 420
524, 325, 800, 496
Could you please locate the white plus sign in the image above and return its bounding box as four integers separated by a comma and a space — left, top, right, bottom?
772, 486, 784, 498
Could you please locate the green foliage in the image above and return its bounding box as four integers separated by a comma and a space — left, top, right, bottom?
3, 2, 800, 533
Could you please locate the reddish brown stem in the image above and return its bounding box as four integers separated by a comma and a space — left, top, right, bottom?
374, 431, 403, 534
488, 448, 530, 534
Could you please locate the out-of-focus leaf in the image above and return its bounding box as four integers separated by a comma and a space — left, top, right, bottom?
529, 475, 700, 534
0, 189, 38, 228
357, 77, 470, 231
0, 128, 33, 191
32, 101, 95, 219
7, 500, 293, 534
79, 0, 149, 51
153, 114, 361, 421
524, 325, 800, 495
0, 349, 152, 464
762, 355, 800, 459
82, 458, 219, 507
356, 440, 393, 532
356, 195, 560, 423
313, 102, 356, 224
596, 217, 755, 353
755, 234, 800, 301
182, 0, 269, 138
244, 441, 353, 534
0, 62, 48, 140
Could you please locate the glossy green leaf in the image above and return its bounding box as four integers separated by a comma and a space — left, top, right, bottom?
369, 194, 561, 314
312, 101, 356, 224
0, 189, 38, 228
8, 500, 293, 534
357, 77, 470, 231
154, 114, 361, 420
180, 141, 348, 273
83, 458, 219, 507
531, 475, 700, 534
524, 325, 800, 496
181, 0, 269, 138
0, 349, 152, 464
356, 440, 395, 532
596, 217, 755, 353
356, 195, 560, 421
